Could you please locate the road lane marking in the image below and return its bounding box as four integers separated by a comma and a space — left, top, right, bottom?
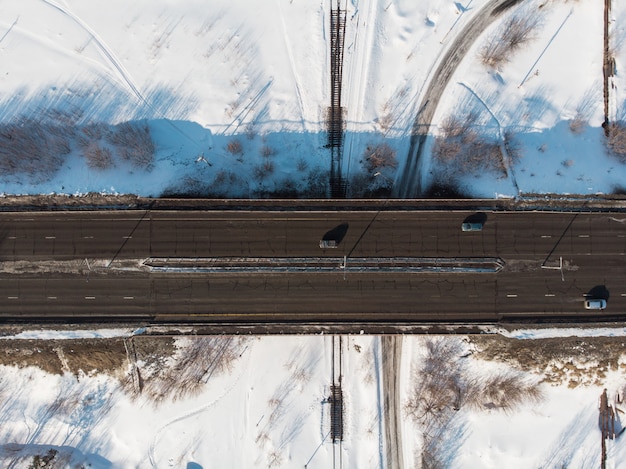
85, 296, 96, 300
48, 296, 57, 300
83, 236, 94, 239
541, 235, 552, 238
122, 236, 133, 239
123, 296, 134, 300
578, 234, 589, 238
7, 296, 18, 300
7, 236, 16, 239
506, 294, 518, 298
621, 293, 626, 297
45, 236, 56, 239
544, 294, 555, 297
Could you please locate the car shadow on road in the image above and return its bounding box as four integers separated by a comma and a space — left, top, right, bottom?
586, 285, 610, 301
462, 212, 488, 225
321, 223, 349, 245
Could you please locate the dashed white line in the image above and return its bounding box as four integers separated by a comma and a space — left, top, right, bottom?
83, 236, 94, 239
45, 236, 56, 239
578, 234, 589, 238
544, 294, 555, 297
122, 236, 133, 239
506, 294, 518, 298
85, 296, 96, 300
7, 296, 18, 300
48, 296, 57, 300
7, 236, 16, 239
123, 296, 134, 300
621, 293, 626, 297
541, 235, 552, 238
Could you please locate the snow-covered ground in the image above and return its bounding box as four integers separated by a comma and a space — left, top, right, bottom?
2, 1, 626, 467
0, 0, 625, 197
0, 331, 625, 468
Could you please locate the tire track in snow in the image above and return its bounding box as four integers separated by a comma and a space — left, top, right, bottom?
40, 0, 148, 106
39, 0, 206, 153
0, 17, 19, 45
342, 0, 378, 180
275, 0, 307, 132
148, 344, 252, 469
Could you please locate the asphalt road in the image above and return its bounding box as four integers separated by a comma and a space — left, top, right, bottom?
0, 209, 625, 323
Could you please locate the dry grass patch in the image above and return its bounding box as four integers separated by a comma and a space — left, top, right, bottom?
469, 335, 626, 387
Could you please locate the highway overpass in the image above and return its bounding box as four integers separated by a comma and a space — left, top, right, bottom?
0, 202, 625, 326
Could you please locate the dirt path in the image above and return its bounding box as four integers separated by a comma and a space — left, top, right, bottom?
382, 335, 403, 469
396, 0, 524, 198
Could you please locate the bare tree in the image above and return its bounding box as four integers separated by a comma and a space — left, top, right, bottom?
106, 122, 155, 169
125, 337, 247, 403
606, 122, 626, 159
363, 143, 398, 173
83, 142, 114, 170
479, 12, 541, 69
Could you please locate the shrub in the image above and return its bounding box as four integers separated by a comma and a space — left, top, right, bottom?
296, 158, 308, 172
363, 143, 397, 173
606, 122, 626, 159
569, 114, 586, 134
479, 13, 541, 69
84, 143, 114, 170
226, 139, 243, 156
244, 123, 256, 140
106, 122, 155, 169
260, 145, 275, 157
303, 168, 329, 197
432, 112, 506, 176
0, 120, 69, 181
253, 160, 274, 181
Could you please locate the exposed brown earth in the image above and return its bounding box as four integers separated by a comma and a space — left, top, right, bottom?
0, 336, 175, 377
469, 335, 626, 387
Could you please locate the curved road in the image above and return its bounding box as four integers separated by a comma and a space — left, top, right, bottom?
396, 0, 524, 198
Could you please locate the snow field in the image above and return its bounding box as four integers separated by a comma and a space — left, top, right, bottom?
0, 332, 625, 467
2, 0, 626, 198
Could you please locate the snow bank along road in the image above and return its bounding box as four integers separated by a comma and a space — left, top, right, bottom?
0, 205, 626, 324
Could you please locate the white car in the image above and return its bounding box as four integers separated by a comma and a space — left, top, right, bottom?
584, 298, 607, 310
461, 222, 483, 232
